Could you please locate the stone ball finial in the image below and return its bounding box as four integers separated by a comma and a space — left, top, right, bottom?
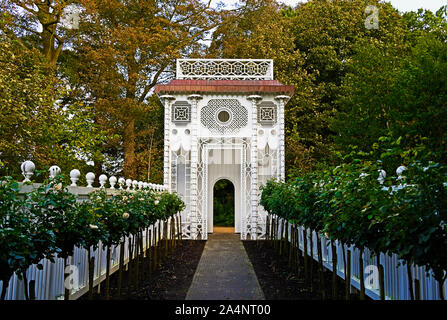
396, 166, 407, 179
118, 177, 125, 189
21, 160, 35, 183
109, 176, 117, 189
70, 169, 81, 186
378, 170, 386, 184
49, 165, 61, 179
99, 174, 108, 188
86, 172, 95, 188
126, 179, 132, 190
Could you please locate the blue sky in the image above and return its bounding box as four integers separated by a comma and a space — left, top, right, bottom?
211, 1, 446, 13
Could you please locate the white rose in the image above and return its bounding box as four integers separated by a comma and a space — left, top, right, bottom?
54, 184, 62, 191
123, 196, 128, 201
89, 224, 98, 230
123, 212, 130, 219
154, 200, 159, 205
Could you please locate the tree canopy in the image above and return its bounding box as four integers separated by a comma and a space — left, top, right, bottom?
1, 0, 446, 181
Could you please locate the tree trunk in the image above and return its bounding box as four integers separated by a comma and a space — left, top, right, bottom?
29, 280, 36, 300
1, 278, 7, 300
88, 251, 95, 300
317, 234, 326, 300
116, 241, 125, 299
123, 118, 136, 178
359, 248, 365, 300
378, 262, 385, 300
345, 249, 351, 301
147, 130, 154, 181
331, 241, 338, 300
147, 229, 152, 278
266, 215, 270, 243
295, 226, 301, 277
279, 219, 285, 255
309, 229, 314, 292
414, 279, 421, 300
288, 225, 294, 268
407, 263, 414, 300
64, 257, 70, 300
439, 277, 445, 301
164, 220, 169, 257
22, 271, 29, 301
105, 246, 111, 300
127, 236, 134, 297
303, 228, 309, 284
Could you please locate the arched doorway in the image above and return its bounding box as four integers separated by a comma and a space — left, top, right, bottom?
213, 179, 235, 232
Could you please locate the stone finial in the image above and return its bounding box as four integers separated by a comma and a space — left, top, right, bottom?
118, 177, 125, 190
70, 169, 81, 186
138, 181, 144, 190
99, 174, 108, 188
109, 176, 117, 189
21, 160, 35, 183
378, 170, 386, 184
49, 165, 61, 179
143, 182, 149, 189
396, 166, 407, 180
86, 172, 95, 188
126, 179, 132, 190
132, 180, 138, 190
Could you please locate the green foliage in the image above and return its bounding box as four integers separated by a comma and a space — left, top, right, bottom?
403, 6, 447, 43
25, 176, 79, 260
213, 180, 234, 227
155, 191, 186, 222
0, 176, 30, 283
334, 32, 447, 167
0, 37, 105, 181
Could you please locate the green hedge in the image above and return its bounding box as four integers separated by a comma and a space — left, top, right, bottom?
0, 175, 184, 296
260, 161, 447, 290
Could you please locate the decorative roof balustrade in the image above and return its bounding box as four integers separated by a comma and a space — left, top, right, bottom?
176, 59, 274, 80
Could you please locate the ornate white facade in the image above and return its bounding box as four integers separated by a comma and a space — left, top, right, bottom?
156, 59, 294, 240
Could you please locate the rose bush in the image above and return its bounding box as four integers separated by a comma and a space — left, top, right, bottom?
0, 172, 184, 300
261, 160, 447, 299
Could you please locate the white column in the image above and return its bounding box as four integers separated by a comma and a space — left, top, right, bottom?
160, 95, 176, 191
188, 94, 202, 239
275, 95, 290, 182
248, 95, 262, 240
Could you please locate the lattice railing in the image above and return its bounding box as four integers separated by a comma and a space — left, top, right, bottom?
176, 59, 274, 80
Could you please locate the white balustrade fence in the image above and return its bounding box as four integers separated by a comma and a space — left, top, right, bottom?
271, 219, 446, 300
0, 161, 172, 300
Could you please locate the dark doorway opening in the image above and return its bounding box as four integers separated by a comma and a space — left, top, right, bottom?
213, 179, 235, 227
